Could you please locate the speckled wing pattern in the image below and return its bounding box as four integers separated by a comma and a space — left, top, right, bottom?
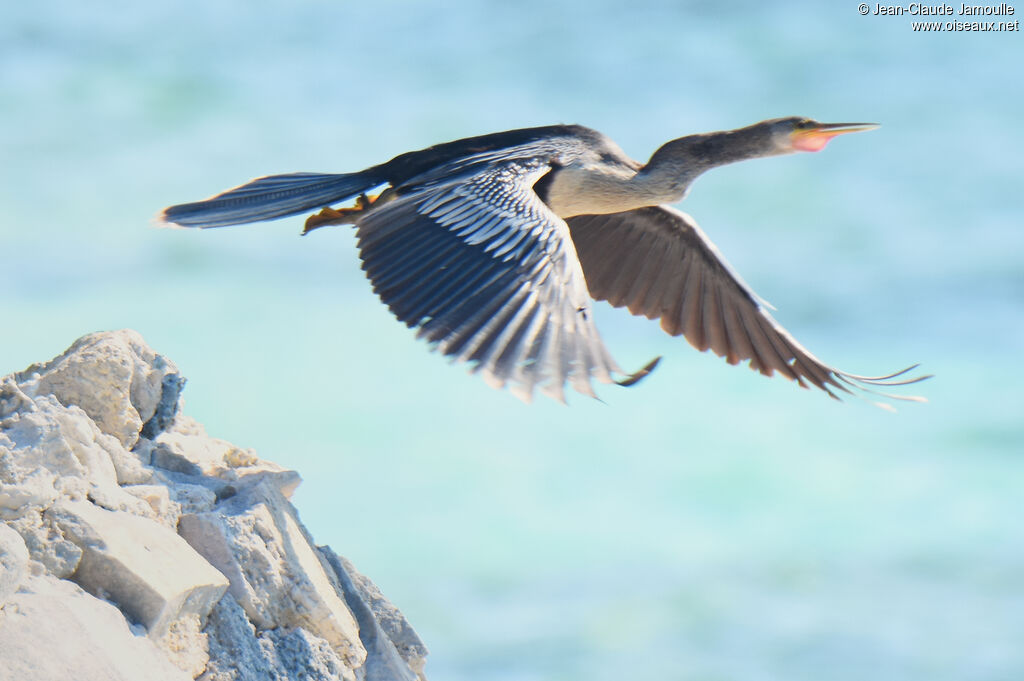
354, 152, 638, 403
567, 205, 927, 403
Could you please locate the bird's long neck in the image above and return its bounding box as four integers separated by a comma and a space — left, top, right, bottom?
543, 123, 784, 218
632, 124, 783, 204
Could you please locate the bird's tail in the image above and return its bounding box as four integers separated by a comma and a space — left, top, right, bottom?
159, 171, 385, 229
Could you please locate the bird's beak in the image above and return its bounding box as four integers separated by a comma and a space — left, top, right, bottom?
791, 122, 879, 152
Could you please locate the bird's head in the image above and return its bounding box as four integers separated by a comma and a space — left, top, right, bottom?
767, 117, 880, 153
640, 117, 881, 199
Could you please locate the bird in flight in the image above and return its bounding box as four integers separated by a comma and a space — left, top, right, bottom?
160, 117, 929, 405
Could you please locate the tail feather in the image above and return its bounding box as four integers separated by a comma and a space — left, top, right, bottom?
159, 172, 384, 228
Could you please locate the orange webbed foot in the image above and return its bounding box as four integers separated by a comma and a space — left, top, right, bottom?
302, 193, 382, 235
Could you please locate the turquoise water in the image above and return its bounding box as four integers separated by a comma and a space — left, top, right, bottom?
3, 1, 1022, 679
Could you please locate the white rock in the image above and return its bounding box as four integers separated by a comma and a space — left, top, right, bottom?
0, 377, 32, 419
0, 394, 149, 516
262, 626, 355, 681
107, 442, 154, 485
14, 330, 183, 448
49, 499, 229, 638
323, 549, 430, 680
156, 613, 210, 677
0, 575, 191, 681
122, 484, 179, 529
1, 397, 119, 500
1, 330, 429, 680
170, 480, 219, 514
200, 594, 355, 681
198, 594, 279, 681
146, 415, 245, 478
4, 512, 82, 578
179, 477, 367, 673
0, 524, 29, 606
0, 466, 59, 513
150, 441, 205, 476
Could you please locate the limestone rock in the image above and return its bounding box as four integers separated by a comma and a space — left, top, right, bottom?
262, 626, 354, 681
198, 594, 278, 681
0, 387, 151, 518
0, 524, 29, 606
157, 613, 211, 678
179, 476, 367, 672
0, 394, 120, 507
200, 594, 354, 681
14, 330, 183, 449
4, 511, 83, 578
0, 330, 429, 680
320, 549, 428, 681
49, 499, 229, 639
123, 483, 178, 529
0, 575, 192, 681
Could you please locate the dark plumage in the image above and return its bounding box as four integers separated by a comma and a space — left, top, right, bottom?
160, 118, 929, 405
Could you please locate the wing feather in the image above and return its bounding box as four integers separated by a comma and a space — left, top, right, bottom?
354, 156, 646, 401
702, 277, 730, 361
567, 205, 929, 403
679, 253, 705, 348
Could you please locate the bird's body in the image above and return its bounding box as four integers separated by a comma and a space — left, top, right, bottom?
161, 118, 928, 405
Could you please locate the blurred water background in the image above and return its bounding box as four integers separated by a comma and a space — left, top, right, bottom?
3, 1, 1022, 679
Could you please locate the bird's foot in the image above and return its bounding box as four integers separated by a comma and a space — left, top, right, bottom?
616, 355, 662, 387
302, 193, 380, 234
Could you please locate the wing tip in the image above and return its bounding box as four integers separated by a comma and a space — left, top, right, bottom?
833, 363, 933, 409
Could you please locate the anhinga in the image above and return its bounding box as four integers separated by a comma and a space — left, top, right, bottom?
160, 117, 929, 405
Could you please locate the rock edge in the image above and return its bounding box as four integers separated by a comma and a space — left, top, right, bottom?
0, 330, 427, 681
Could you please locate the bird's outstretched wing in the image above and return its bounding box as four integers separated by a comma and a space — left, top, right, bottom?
354, 157, 656, 403
567, 205, 929, 404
